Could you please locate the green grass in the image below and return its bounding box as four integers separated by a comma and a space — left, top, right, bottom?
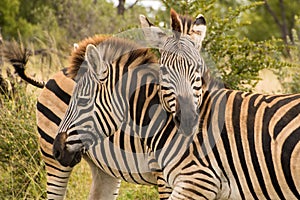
0, 81, 46, 199
67, 161, 159, 200
118, 182, 158, 200
0, 76, 158, 200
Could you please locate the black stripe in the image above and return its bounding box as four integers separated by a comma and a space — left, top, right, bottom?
232, 92, 258, 199
94, 109, 109, 137
183, 179, 217, 196
263, 97, 286, 199
222, 92, 245, 199
106, 132, 126, 180
37, 126, 54, 144
151, 117, 173, 152
166, 148, 190, 183
247, 94, 271, 199
162, 133, 186, 167
47, 172, 69, 179
47, 191, 63, 197
37, 102, 61, 126
178, 187, 209, 200
40, 148, 55, 160
47, 182, 65, 188
44, 162, 72, 173
209, 90, 231, 191
128, 128, 154, 185
45, 79, 71, 105
281, 129, 300, 198
116, 124, 142, 183
99, 135, 118, 178
273, 101, 300, 139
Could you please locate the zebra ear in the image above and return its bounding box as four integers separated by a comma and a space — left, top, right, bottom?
139, 15, 167, 49
85, 44, 107, 80
170, 8, 182, 37
190, 14, 207, 50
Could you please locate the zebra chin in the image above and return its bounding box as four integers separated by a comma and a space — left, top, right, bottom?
53, 131, 82, 167
174, 113, 199, 137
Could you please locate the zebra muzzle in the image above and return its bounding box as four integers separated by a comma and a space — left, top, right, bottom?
53, 132, 82, 167
174, 96, 199, 136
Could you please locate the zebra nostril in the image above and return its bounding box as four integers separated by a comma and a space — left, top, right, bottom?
54, 149, 61, 160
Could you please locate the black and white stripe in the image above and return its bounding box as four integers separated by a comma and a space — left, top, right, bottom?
141, 9, 300, 200
53, 33, 300, 199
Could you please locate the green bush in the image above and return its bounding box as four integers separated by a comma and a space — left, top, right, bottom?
277, 28, 300, 93
159, 0, 291, 91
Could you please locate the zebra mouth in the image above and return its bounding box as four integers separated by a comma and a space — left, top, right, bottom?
53, 132, 83, 167
54, 146, 82, 168
174, 110, 199, 137
69, 151, 82, 167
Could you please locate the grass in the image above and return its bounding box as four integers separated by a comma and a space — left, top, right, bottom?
0, 80, 46, 199
67, 161, 159, 200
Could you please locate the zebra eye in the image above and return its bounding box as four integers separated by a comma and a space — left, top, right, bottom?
160, 66, 168, 75
77, 97, 90, 106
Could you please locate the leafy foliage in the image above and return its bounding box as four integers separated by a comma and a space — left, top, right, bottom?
160, 0, 290, 90
277, 28, 300, 93
0, 0, 147, 49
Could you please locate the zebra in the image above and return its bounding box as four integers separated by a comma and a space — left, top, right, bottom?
140, 9, 207, 136
141, 9, 300, 199
54, 9, 300, 200
3, 35, 118, 199
3, 10, 205, 199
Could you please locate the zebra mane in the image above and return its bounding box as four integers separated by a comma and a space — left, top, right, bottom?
67, 35, 157, 79
67, 34, 111, 79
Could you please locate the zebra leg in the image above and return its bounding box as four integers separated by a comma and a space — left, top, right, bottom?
44, 156, 73, 199
39, 133, 73, 199
156, 175, 172, 200
167, 173, 220, 200
168, 183, 217, 200
85, 156, 121, 200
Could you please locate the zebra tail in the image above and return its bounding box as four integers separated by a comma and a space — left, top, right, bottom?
2, 40, 45, 88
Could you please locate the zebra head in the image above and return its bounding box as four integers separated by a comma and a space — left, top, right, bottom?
140, 9, 207, 136
53, 44, 109, 167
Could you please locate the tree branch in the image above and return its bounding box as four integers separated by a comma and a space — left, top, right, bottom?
128, 0, 139, 9
264, 0, 282, 29
279, 0, 289, 43
117, 0, 126, 15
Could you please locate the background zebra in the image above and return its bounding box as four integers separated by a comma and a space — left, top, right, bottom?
141, 10, 300, 199
140, 9, 207, 136
3, 10, 204, 200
